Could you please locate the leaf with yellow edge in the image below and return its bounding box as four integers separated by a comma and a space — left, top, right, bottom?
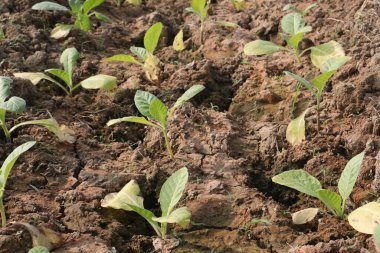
291, 208, 319, 225
348, 202, 380, 234
286, 108, 309, 146
173, 30, 185, 51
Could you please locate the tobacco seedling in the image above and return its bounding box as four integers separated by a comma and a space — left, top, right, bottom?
104, 22, 163, 83
102, 167, 191, 238
0, 77, 75, 143
186, 0, 210, 44
15, 47, 116, 96
0, 141, 36, 227
272, 151, 365, 218
107, 84, 205, 158
32, 0, 111, 39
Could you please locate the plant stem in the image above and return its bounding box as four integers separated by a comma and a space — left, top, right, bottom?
0, 197, 6, 227
200, 21, 204, 44
0, 122, 11, 142
316, 97, 320, 134
160, 223, 167, 238
162, 128, 174, 159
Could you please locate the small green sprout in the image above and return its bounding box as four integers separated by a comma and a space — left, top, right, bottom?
102, 167, 191, 238
104, 22, 163, 83
0, 77, 75, 143
28, 246, 50, 253
0, 141, 36, 227
15, 47, 116, 96
32, 0, 111, 39
272, 152, 365, 218
107, 84, 205, 158
186, 0, 210, 44
231, 0, 245, 11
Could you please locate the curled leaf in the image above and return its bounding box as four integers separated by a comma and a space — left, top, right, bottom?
286, 109, 309, 146
18, 223, 63, 250
173, 30, 185, 51
292, 208, 318, 224
80, 74, 117, 91
50, 24, 72, 39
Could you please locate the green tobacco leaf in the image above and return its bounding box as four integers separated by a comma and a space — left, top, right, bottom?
0, 97, 26, 113
128, 205, 161, 237
28, 246, 50, 253
101, 180, 144, 211
375, 225, 380, 248
286, 108, 309, 146
320, 56, 351, 73
288, 32, 304, 50
16, 72, 69, 95
310, 41, 347, 71
191, 0, 206, 14
338, 152, 365, 204
69, 0, 81, 13
284, 71, 315, 94
104, 54, 142, 65
32, 1, 69, 11
0, 77, 12, 102
60, 47, 79, 84
149, 99, 167, 127
134, 90, 158, 118
272, 169, 322, 198
244, 40, 283, 56
83, 0, 104, 14
80, 74, 117, 91
348, 202, 380, 234
281, 13, 311, 35
311, 70, 336, 97
76, 15, 91, 32
168, 84, 205, 119
0, 141, 36, 193
45, 69, 70, 86
316, 189, 343, 217
107, 116, 160, 128
144, 22, 163, 54
50, 24, 72, 39
159, 167, 189, 216
153, 206, 191, 227
130, 47, 147, 61
93, 11, 112, 23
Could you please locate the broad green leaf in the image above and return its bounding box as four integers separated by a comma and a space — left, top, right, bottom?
80, 74, 117, 91
149, 99, 167, 127
200, 4, 209, 20
144, 22, 163, 54
76, 15, 91, 32
128, 205, 161, 237
191, 0, 206, 14
10, 118, 76, 143
310, 41, 347, 71
143, 54, 160, 83
348, 202, 380, 234
134, 90, 158, 118
374, 225, 380, 248
107, 116, 160, 128
60, 47, 79, 83
45, 69, 71, 87
0, 141, 36, 193
284, 71, 315, 94
291, 208, 319, 225
93, 11, 112, 23
320, 56, 351, 73
32, 1, 69, 11
83, 0, 104, 14
281, 13, 311, 36
316, 189, 343, 217
69, 0, 81, 13
288, 32, 304, 50
338, 152, 365, 204
286, 108, 309, 146
153, 206, 191, 227
0, 77, 12, 103
173, 29, 185, 51
50, 24, 72, 39
244, 40, 283, 56
0, 97, 26, 113
272, 169, 322, 198
104, 54, 142, 65
159, 167, 189, 216
101, 180, 144, 210
130, 46, 147, 61
28, 246, 50, 253
311, 70, 336, 96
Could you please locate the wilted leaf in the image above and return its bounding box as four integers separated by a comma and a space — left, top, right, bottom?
173, 30, 185, 51
348, 202, 380, 234
50, 24, 72, 39
286, 109, 309, 146
18, 223, 63, 250
32, 1, 69, 11
80, 74, 117, 91
291, 208, 318, 225
104, 54, 142, 65
143, 54, 160, 83
153, 207, 191, 227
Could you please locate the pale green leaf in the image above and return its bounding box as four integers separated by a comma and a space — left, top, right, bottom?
310, 41, 347, 71
104, 54, 142, 65
316, 189, 343, 217
149, 99, 167, 127
311, 70, 336, 97
153, 207, 191, 227
14, 72, 61, 86
320, 56, 351, 73
128, 205, 161, 237
106, 116, 160, 128
45, 69, 71, 87
171, 84, 205, 111
50, 24, 72, 39
348, 202, 380, 234
191, 0, 206, 14
28, 246, 50, 253
83, 0, 104, 14
32, 1, 69, 11
159, 167, 189, 216
291, 208, 319, 225
338, 152, 365, 204
144, 22, 163, 54
60, 47, 79, 83
0, 77, 12, 103
134, 90, 158, 118
286, 108, 309, 146
80, 74, 117, 91
0, 97, 26, 113
272, 169, 322, 198
127, 0, 142, 5
288, 32, 304, 50
284, 71, 315, 94
244, 40, 283, 56
130, 46, 147, 61
281, 13, 310, 36
93, 11, 112, 23
374, 225, 380, 248
173, 29, 185, 51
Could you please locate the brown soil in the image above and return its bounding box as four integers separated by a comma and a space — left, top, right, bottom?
0, 0, 379, 252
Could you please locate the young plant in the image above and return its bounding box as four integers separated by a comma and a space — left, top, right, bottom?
186, 0, 210, 44
231, 0, 245, 11
0, 77, 75, 143
102, 167, 191, 238
15, 47, 116, 96
32, 0, 111, 39
0, 141, 36, 227
29, 246, 50, 253
104, 22, 163, 83
272, 151, 365, 218
107, 84, 205, 158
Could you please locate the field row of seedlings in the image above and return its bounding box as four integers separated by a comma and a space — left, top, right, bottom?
0, 0, 379, 252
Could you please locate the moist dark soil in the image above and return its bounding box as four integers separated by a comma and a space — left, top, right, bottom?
0, 0, 379, 252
